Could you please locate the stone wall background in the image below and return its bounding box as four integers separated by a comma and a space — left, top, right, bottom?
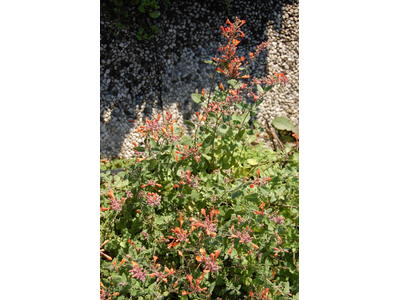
100, 0, 299, 159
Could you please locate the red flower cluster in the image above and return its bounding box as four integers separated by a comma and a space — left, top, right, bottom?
196, 248, 221, 273
147, 256, 175, 283
167, 214, 195, 249
213, 17, 250, 79
175, 144, 202, 162
181, 273, 207, 296
249, 169, 271, 188
189, 208, 219, 237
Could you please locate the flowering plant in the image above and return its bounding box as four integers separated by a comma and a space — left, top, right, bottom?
100, 17, 299, 300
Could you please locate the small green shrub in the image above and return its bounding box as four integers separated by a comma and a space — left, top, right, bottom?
100, 17, 299, 300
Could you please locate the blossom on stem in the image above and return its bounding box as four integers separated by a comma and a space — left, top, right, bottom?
196, 248, 221, 273
248, 91, 260, 101
181, 273, 207, 295
179, 170, 201, 188
100, 240, 112, 261
175, 143, 202, 163
167, 215, 195, 249
108, 189, 124, 212
249, 170, 271, 188
129, 261, 147, 282
189, 208, 219, 237
228, 225, 259, 249
147, 256, 175, 283
141, 180, 162, 191
144, 192, 162, 207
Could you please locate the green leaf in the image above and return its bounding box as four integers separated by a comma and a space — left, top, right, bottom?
180, 135, 192, 145
191, 93, 203, 103
257, 84, 264, 94
247, 159, 258, 166
191, 190, 199, 202
202, 135, 213, 148
149, 11, 159, 18
133, 147, 145, 152
149, 159, 157, 169
244, 193, 259, 202
232, 190, 240, 200
248, 135, 256, 144
227, 79, 237, 86
121, 273, 127, 282
204, 60, 216, 65
185, 120, 196, 128
218, 124, 229, 134
209, 281, 216, 293
272, 117, 299, 136
284, 282, 290, 294
208, 112, 218, 119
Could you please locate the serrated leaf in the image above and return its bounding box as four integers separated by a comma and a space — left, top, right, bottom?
191, 93, 203, 103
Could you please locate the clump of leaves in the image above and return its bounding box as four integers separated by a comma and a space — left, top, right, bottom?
100, 17, 299, 300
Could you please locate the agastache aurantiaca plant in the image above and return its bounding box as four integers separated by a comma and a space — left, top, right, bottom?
147, 256, 175, 283
107, 189, 124, 212
228, 224, 259, 250
196, 248, 221, 273
129, 261, 147, 282
189, 208, 219, 237
167, 214, 195, 249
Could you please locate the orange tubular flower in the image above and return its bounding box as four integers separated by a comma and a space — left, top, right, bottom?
100, 240, 112, 261
107, 190, 115, 201
292, 132, 299, 145
161, 127, 170, 137
228, 242, 235, 255
219, 83, 225, 91
100, 207, 110, 212
116, 259, 126, 270
250, 242, 259, 249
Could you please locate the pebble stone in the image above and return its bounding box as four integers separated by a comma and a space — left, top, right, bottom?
100, 0, 299, 159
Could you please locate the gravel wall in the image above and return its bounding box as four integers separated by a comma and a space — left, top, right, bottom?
100, 0, 299, 159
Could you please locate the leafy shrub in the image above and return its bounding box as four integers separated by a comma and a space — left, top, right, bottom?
101, 0, 232, 40
101, 0, 168, 40
100, 17, 299, 300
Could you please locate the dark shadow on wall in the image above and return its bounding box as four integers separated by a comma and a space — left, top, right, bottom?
100, 0, 299, 159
